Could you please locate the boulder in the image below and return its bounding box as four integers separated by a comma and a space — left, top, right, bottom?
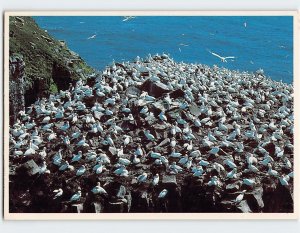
18, 159, 40, 177
139, 79, 170, 98
169, 89, 185, 99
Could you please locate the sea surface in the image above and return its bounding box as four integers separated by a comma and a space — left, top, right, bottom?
34, 16, 293, 83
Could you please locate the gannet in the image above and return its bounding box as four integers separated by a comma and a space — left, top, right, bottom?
53, 188, 63, 199
76, 165, 86, 176
97, 153, 110, 165
279, 175, 289, 186
92, 182, 108, 195
208, 50, 235, 63
122, 16, 136, 22
267, 163, 279, 177
235, 190, 247, 203
86, 150, 97, 161
77, 135, 89, 147
209, 147, 219, 156
247, 154, 258, 165
159, 111, 167, 121
118, 157, 131, 166
24, 142, 36, 156
137, 172, 148, 183
87, 34, 97, 40
190, 149, 201, 158
224, 159, 237, 169
13, 149, 23, 157
148, 150, 160, 159
169, 162, 183, 173
193, 166, 204, 177
123, 135, 131, 146
39, 161, 50, 174
178, 155, 189, 165
227, 168, 237, 179
93, 162, 103, 174
71, 151, 82, 163
70, 190, 81, 202
135, 144, 144, 156
114, 165, 129, 177
132, 154, 141, 164
152, 173, 159, 186
208, 176, 220, 186
59, 121, 70, 131
158, 189, 168, 198
144, 130, 155, 141
243, 178, 255, 186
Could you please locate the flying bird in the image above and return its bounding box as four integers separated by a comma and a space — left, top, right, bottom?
87, 34, 97, 40
123, 16, 136, 22
208, 50, 236, 63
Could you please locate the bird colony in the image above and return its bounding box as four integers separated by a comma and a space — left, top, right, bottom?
9, 54, 294, 213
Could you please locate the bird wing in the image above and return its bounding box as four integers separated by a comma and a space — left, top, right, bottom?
208, 50, 223, 59
224, 56, 235, 59
123, 16, 131, 21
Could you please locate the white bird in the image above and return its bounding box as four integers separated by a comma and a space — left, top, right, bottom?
199, 158, 209, 167
208, 176, 220, 186
41, 116, 51, 124
71, 151, 82, 163
53, 188, 63, 199
159, 112, 167, 121
132, 154, 141, 164
118, 157, 131, 166
144, 130, 155, 141
123, 16, 136, 22
279, 175, 289, 186
190, 149, 201, 158
227, 168, 237, 179
209, 147, 219, 155
170, 149, 182, 158
70, 190, 81, 202
59, 161, 71, 171
152, 174, 159, 186
92, 182, 107, 195
208, 50, 236, 63
267, 163, 278, 177
150, 151, 161, 159
76, 165, 86, 176
137, 172, 148, 183
193, 166, 204, 177
178, 155, 189, 165
243, 178, 255, 186
93, 162, 104, 174
87, 34, 97, 39
135, 144, 144, 156
224, 159, 237, 169
39, 161, 50, 174
123, 135, 131, 146
235, 190, 247, 203
24, 143, 35, 156
158, 189, 168, 198
114, 165, 129, 177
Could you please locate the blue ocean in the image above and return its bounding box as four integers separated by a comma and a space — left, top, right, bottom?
34, 16, 293, 83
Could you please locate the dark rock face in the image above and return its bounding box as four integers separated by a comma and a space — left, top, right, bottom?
140, 79, 170, 98
52, 62, 74, 91
262, 182, 293, 213
9, 54, 26, 123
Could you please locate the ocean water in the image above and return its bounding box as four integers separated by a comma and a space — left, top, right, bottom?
34, 16, 293, 83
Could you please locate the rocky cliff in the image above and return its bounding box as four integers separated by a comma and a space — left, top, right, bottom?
9, 16, 94, 123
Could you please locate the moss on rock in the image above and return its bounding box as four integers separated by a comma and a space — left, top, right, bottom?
9, 16, 94, 105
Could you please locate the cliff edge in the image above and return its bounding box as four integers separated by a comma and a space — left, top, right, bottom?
9, 16, 94, 123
